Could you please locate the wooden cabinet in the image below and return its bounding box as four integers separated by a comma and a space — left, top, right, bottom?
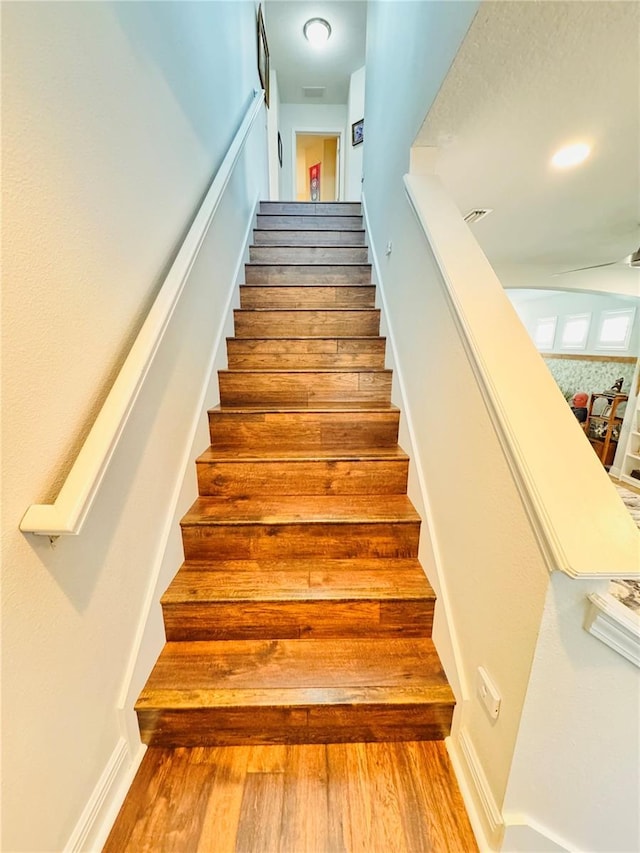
585, 393, 628, 468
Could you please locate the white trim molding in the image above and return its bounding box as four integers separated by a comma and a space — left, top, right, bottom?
64, 738, 145, 853
585, 592, 640, 667
20, 89, 265, 536
446, 728, 504, 852
501, 815, 573, 852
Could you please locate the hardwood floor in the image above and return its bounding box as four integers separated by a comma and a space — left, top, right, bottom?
104, 741, 478, 852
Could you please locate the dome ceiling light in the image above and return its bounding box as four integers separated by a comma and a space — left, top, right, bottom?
303, 18, 332, 47
551, 142, 591, 169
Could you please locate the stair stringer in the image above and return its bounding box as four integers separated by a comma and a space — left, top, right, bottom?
362, 191, 467, 705
115, 195, 260, 755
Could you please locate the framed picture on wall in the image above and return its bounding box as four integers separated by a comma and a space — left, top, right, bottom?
277, 132, 283, 168
257, 5, 270, 107
351, 118, 364, 146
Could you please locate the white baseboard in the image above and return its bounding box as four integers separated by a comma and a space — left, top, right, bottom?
64, 737, 146, 853
446, 728, 504, 852
501, 816, 572, 852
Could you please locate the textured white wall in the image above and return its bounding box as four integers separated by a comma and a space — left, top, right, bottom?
346, 66, 365, 201
1, 2, 267, 850
278, 102, 347, 200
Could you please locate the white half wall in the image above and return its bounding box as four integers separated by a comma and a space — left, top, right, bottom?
346, 66, 365, 200
1, 3, 268, 850
278, 102, 348, 200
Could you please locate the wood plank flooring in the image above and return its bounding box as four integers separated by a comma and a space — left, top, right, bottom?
103, 741, 478, 853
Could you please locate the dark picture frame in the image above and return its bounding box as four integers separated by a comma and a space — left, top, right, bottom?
257, 5, 270, 108
351, 118, 364, 146
277, 132, 283, 168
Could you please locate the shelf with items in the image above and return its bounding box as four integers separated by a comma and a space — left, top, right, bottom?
620, 394, 640, 487
585, 393, 628, 469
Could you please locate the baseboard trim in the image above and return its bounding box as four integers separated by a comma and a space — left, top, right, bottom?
64, 737, 146, 852
447, 728, 504, 852
502, 815, 573, 852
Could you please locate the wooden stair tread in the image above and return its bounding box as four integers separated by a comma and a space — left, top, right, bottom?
162, 561, 433, 604
181, 495, 421, 526
218, 368, 391, 375
240, 283, 374, 289
136, 638, 453, 708
196, 446, 408, 462
209, 402, 400, 413
235, 309, 378, 317
227, 336, 385, 341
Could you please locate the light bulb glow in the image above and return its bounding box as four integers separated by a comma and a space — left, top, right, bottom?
303, 18, 331, 47
551, 143, 591, 169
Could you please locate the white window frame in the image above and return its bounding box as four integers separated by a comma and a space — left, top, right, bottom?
533, 316, 557, 351
596, 308, 636, 351
560, 312, 591, 350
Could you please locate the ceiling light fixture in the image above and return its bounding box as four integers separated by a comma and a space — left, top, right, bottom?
551, 142, 591, 169
303, 18, 331, 47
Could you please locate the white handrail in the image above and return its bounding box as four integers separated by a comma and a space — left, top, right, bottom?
20, 90, 265, 536
404, 173, 639, 579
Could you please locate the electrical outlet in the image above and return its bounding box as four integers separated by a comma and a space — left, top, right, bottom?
477, 666, 501, 720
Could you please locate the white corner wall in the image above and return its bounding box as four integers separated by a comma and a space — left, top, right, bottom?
346, 66, 365, 200
267, 68, 281, 200
502, 572, 640, 853
1, 3, 268, 851
278, 102, 348, 200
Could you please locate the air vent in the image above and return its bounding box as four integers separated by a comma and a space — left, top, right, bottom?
463, 208, 493, 224
302, 86, 326, 98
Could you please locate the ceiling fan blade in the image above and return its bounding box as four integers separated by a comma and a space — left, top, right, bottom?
553, 261, 619, 276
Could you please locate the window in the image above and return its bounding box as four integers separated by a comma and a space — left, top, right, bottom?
560, 313, 590, 350
596, 308, 636, 350
533, 316, 557, 350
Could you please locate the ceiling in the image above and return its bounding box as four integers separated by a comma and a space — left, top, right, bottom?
416, 0, 640, 296
264, 0, 366, 104
262, 0, 639, 299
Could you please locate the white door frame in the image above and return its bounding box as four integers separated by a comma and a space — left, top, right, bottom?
291, 127, 346, 201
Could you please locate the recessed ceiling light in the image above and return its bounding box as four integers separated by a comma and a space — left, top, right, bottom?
551, 143, 591, 169
303, 18, 331, 47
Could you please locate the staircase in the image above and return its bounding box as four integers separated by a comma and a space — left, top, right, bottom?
135, 201, 455, 747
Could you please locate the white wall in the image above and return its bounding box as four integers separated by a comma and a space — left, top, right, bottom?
346, 66, 365, 201
508, 289, 640, 357
363, 3, 639, 850
267, 67, 281, 200
1, 3, 268, 850
278, 102, 347, 200
502, 572, 640, 853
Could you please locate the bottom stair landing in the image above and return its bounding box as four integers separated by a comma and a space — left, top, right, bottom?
104, 741, 479, 852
